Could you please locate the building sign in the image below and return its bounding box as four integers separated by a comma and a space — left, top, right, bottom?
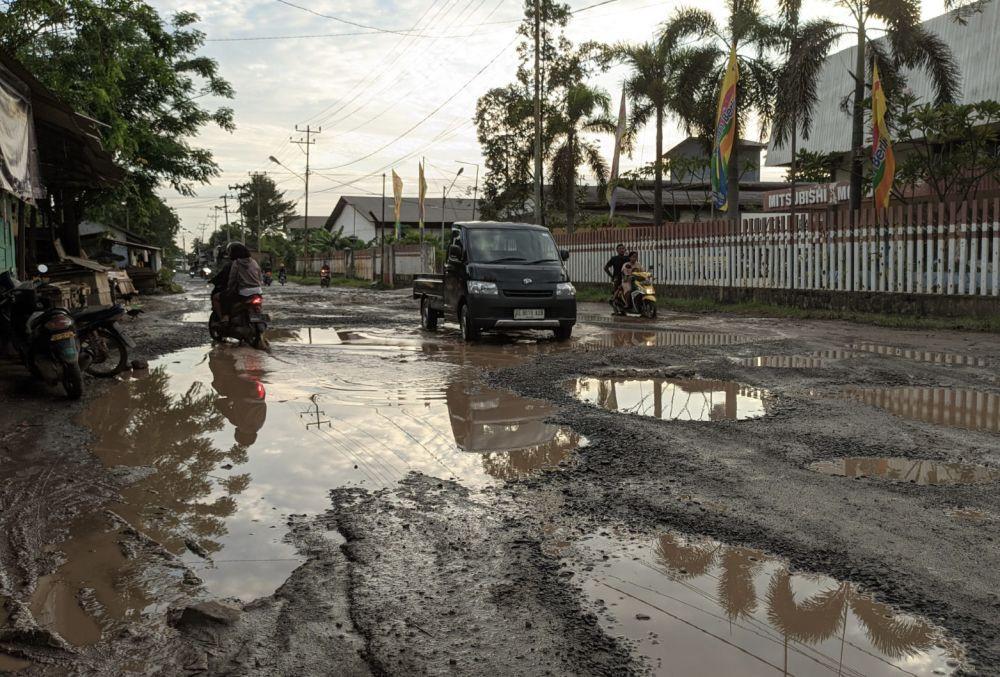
763, 182, 850, 211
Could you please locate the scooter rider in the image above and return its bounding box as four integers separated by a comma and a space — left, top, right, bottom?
603, 243, 628, 295
214, 242, 263, 321
616, 251, 641, 309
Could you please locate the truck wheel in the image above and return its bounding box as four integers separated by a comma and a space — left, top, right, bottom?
459, 304, 480, 342
553, 324, 573, 341
420, 298, 439, 331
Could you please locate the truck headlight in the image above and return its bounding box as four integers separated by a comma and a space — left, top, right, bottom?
556, 282, 576, 297
468, 280, 498, 296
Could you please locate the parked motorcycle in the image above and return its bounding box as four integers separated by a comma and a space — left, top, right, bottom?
611, 268, 658, 319
320, 267, 331, 288
73, 304, 133, 377
209, 292, 270, 349
0, 267, 84, 399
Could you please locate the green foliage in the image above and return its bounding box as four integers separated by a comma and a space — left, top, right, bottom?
230, 174, 297, 248
788, 149, 842, 183
0, 1, 234, 248
156, 265, 182, 293
893, 99, 1000, 202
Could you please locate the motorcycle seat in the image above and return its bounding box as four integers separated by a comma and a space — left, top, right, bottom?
72, 304, 125, 324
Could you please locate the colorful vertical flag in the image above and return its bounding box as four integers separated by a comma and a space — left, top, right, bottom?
392, 169, 403, 238
418, 161, 427, 239
871, 62, 895, 209
607, 86, 627, 220
710, 48, 739, 212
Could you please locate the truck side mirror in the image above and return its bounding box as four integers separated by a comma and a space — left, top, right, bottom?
448, 244, 463, 260
559, 249, 569, 261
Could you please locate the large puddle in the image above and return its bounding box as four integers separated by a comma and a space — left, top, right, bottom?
843, 386, 1000, 433
567, 531, 963, 676
737, 350, 862, 369
571, 377, 771, 421
809, 457, 1000, 486
849, 343, 991, 368
8, 329, 589, 649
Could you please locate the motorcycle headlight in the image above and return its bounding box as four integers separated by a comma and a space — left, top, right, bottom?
555, 282, 576, 298
468, 280, 498, 296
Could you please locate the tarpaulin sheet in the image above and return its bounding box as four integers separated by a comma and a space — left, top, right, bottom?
0, 73, 39, 202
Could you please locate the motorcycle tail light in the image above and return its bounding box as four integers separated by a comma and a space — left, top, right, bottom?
255, 382, 266, 399
250, 295, 263, 307
45, 315, 73, 331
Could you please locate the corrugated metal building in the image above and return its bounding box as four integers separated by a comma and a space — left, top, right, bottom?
765, 3, 1000, 169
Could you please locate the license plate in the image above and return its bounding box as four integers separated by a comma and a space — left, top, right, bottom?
514, 308, 545, 320
51, 331, 75, 341
250, 313, 269, 323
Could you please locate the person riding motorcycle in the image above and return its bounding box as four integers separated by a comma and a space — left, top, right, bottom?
212, 242, 263, 321
615, 251, 642, 309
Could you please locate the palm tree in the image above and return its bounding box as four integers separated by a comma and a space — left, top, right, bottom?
836, 0, 961, 210
770, 1, 840, 223
606, 12, 716, 227
662, 1, 779, 221
549, 84, 615, 232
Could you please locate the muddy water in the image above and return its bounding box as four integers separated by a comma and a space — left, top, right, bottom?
843, 386, 1000, 433
571, 377, 771, 421
849, 343, 991, 367
0, 653, 30, 673
28, 328, 586, 645
566, 531, 963, 676
809, 458, 1000, 486
737, 350, 862, 369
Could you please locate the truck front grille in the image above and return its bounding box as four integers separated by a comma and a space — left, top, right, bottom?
502, 289, 552, 298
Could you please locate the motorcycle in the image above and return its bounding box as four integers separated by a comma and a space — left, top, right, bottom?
611, 268, 658, 319
263, 270, 273, 287
209, 290, 270, 350
278, 270, 287, 286
0, 266, 84, 399
319, 268, 331, 288
73, 303, 134, 377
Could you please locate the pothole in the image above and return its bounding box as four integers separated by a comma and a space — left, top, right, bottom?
0, 653, 31, 673
843, 387, 1000, 433
848, 343, 991, 367
565, 530, 964, 676
570, 377, 772, 421
808, 458, 1000, 485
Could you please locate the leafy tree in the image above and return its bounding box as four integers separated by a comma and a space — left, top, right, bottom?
665, 2, 780, 221
829, 0, 961, 209
893, 99, 1000, 202
476, 85, 535, 220
233, 174, 297, 248
789, 149, 843, 183
603, 12, 717, 227
0, 1, 234, 242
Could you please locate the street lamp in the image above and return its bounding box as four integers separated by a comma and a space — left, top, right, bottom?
455, 161, 480, 220
441, 167, 464, 246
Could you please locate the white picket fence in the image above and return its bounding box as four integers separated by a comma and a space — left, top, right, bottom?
556, 200, 1000, 296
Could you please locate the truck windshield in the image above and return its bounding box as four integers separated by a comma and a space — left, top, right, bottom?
466, 228, 560, 264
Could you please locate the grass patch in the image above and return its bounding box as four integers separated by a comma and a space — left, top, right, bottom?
573, 284, 1000, 332
287, 275, 377, 288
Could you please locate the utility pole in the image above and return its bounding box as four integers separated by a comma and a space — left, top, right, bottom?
250, 171, 265, 245
532, 0, 542, 225
219, 194, 234, 244
228, 183, 247, 244
291, 125, 321, 263
381, 173, 387, 285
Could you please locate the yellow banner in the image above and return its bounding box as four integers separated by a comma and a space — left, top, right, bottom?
871, 63, 895, 209
391, 169, 403, 237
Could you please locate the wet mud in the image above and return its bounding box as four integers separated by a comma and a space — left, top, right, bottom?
809, 457, 1000, 486
3, 279, 1000, 675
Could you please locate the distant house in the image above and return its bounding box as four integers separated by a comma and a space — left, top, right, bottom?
284, 215, 329, 234
79, 221, 162, 272
323, 196, 479, 243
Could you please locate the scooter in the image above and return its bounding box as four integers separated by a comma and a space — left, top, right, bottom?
73, 303, 134, 377
319, 268, 331, 288
0, 267, 85, 399
611, 268, 658, 319
209, 290, 270, 350
278, 270, 287, 286
263, 270, 273, 287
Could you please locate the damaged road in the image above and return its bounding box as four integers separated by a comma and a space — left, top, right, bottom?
2, 277, 999, 675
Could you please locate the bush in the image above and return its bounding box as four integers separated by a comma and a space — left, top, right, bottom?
157, 266, 183, 294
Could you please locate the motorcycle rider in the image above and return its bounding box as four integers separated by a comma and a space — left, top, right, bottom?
212, 242, 263, 321
616, 251, 641, 309
603, 243, 628, 295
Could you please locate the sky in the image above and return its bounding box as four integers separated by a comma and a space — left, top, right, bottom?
150, 0, 947, 245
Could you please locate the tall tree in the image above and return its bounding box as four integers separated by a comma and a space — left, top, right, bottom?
664, 2, 779, 221
549, 84, 615, 231
770, 0, 839, 221
234, 174, 297, 248
605, 14, 716, 226
833, 0, 960, 209
475, 84, 535, 220
0, 1, 234, 237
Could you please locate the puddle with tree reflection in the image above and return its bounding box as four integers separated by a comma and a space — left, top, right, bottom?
808, 458, 1000, 486
571, 377, 772, 421
12, 334, 586, 647
566, 531, 963, 676
843, 387, 1000, 433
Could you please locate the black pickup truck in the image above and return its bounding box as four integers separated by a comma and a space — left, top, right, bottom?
413, 222, 576, 341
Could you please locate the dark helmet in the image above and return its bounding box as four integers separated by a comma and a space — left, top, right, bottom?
226, 242, 251, 260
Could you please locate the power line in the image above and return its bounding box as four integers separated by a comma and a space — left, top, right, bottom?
275, 0, 441, 36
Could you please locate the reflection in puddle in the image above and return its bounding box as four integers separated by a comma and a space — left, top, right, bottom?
592, 330, 758, 349
809, 457, 1000, 486
0, 653, 30, 673
737, 350, 861, 368
849, 343, 990, 367
568, 532, 962, 676
945, 506, 994, 522
572, 377, 771, 421
843, 386, 1000, 433
24, 334, 585, 645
